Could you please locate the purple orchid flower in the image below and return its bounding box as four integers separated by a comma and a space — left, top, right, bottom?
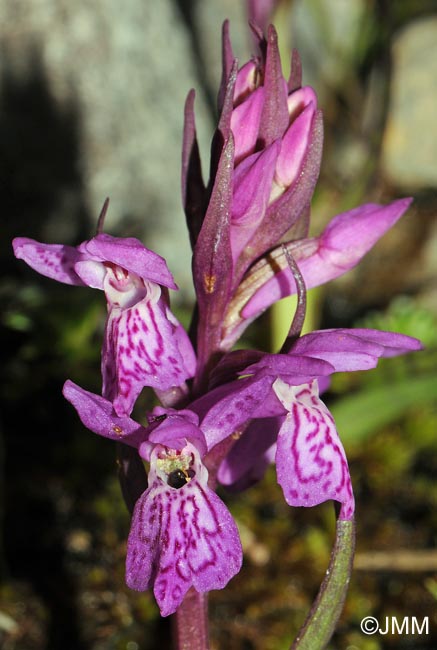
126, 440, 242, 617
13, 231, 196, 415
182, 22, 414, 387
184, 23, 321, 280
62, 381, 242, 617
229, 71, 318, 265
64, 317, 421, 527
189, 328, 422, 520
221, 198, 413, 348
11, 13, 425, 642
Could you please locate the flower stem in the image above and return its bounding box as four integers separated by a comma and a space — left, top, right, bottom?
291, 514, 356, 650
172, 588, 209, 650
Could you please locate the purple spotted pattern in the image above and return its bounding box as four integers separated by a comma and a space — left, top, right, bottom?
13, 234, 196, 415
126, 444, 242, 617
273, 379, 354, 519
198, 329, 422, 515
103, 286, 196, 416
12, 238, 86, 285
60, 386, 243, 616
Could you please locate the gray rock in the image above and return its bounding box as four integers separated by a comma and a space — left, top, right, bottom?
382, 16, 437, 189
292, 0, 369, 99
0, 0, 221, 297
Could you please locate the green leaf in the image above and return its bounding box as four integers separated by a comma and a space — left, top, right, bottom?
330, 373, 437, 449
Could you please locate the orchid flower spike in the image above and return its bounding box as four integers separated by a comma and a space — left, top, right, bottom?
11, 16, 425, 642
184, 23, 415, 374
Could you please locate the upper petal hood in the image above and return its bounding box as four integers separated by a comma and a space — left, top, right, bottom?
80, 234, 178, 289
144, 411, 207, 458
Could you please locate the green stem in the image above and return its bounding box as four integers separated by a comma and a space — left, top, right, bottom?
172, 588, 209, 650
291, 514, 356, 650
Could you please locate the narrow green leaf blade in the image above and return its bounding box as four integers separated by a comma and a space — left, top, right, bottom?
330, 373, 437, 449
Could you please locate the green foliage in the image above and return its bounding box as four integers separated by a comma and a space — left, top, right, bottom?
359, 295, 437, 350
329, 296, 437, 452
330, 373, 437, 451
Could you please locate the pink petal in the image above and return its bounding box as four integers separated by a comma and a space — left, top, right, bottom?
223, 443, 277, 493
337, 328, 423, 356
240, 352, 334, 379
273, 101, 316, 192
74, 260, 106, 289
274, 379, 354, 520
126, 457, 242, 616
291, 328, 423, 372
243, 198, 413, 320
12, 238, 85, 286
191, 373, 283, 450
234, 60, 259, 105
286, 86, 318, 122
81, 234, 177, 289
103, 294, 196, 416
231, 109, 323, 288
62, 380, 148, 447
164, 306, 197, 377
231, 87, 265, 164
231, 141, 280, 260
147, 413, 207, 458
218, 416, 281, 487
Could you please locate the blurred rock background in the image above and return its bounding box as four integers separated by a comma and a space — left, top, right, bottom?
1, 1, 437, 649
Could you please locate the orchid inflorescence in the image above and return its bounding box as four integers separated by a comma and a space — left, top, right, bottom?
13, 20, 421, 644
